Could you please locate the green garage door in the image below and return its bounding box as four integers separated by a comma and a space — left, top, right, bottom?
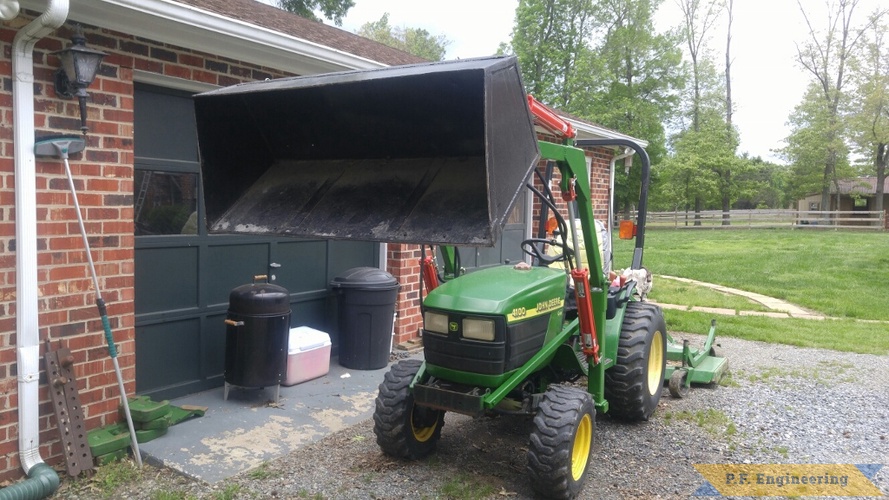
134, 83, 378, 400
453, 190, 527, 271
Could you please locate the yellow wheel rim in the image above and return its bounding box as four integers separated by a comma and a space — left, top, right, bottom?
570, 413, 592, 481
410, 405, 438, 443
647, 330, 664, 396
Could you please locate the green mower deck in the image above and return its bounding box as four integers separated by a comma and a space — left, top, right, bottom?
664, 320, 729, 397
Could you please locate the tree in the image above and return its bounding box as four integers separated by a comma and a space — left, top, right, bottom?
794, 0, 876, 214
720, 0, 736, 224
724, 0, 734, 129
847, 12, 888, 215
673, 0, 730, 224
576, 0, 686, 216
510, 0, 597, 107
732, 156, 793, 210
677, 0, 723, 132
659, 106, 738, 219
277, 0, 354, 26
357, 13, 450, 61
782, 84, 853, 204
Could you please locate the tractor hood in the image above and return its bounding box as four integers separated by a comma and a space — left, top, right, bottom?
423, 266, 567, 318
194, 56, 540, 246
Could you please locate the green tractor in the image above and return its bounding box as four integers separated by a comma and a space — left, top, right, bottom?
372, 117, 670, 498
194, 56, 727, 499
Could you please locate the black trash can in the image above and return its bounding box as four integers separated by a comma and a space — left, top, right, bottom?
224, 276, 290, 400
331, 267, 400, 370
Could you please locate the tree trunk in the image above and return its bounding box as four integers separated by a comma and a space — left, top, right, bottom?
821, 147, 836, 217
694, 196, 702, 226
723, 0, 734, 228
722, 193, 731, 225
725, 0, 733, 128
875, 142, 886, 216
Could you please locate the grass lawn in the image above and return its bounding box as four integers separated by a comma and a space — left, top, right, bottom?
612, 228, 889, 355
664, 310, 889, 355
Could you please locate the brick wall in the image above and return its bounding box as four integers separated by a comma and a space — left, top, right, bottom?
0, 16, 289, 480
386, 244, 423, 346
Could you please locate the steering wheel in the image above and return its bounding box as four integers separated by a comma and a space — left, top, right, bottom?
521, 237, 572, 266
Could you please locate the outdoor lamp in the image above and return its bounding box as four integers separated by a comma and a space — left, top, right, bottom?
53, 28, 107, 134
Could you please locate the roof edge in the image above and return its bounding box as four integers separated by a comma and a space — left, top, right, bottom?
20, 0, 388, 74
563, 117, 648, 147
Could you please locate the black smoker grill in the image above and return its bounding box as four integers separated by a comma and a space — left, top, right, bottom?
224, 275, 290, 402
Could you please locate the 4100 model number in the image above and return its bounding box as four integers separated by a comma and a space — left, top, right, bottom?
509, 297, 562, 321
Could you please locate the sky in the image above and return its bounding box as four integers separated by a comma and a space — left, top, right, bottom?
261, 0, 883, 164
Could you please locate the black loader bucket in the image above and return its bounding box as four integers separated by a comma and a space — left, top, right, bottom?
194, 56, 540, 246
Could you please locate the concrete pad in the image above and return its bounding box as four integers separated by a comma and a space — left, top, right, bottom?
690, 306, 739, 316
738, 310, 791, 318
138, 354, 420, 484
658, 275, 824, 319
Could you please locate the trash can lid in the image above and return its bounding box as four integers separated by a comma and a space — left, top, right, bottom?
330, 266, 399, 290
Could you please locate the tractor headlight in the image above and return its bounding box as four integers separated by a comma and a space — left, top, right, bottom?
424, 311, 449, 335
462, 318, 495, 341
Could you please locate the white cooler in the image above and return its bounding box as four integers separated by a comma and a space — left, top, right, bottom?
285, 326, 332, 386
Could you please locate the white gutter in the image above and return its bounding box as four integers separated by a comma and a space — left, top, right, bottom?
19, 0, 388, 75
567, 118, 648, 147
0, 1, 19, 20
12, 0, 69, 476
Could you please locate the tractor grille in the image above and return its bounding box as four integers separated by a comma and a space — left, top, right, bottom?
423, 314, 549, 376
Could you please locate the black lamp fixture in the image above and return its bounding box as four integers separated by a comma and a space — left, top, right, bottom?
53, 27, 107, 134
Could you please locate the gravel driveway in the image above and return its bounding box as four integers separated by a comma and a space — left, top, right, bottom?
54, 334, 888, 499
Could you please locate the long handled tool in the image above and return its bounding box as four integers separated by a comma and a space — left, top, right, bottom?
35, 135, 142, 467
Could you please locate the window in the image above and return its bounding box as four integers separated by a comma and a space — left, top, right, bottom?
134, 170, 199, 235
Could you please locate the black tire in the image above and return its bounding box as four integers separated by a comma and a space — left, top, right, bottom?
604, 301, 667, 421
669, 369, 689, 398
373, 359, 444, 460
527, 385, 595, 500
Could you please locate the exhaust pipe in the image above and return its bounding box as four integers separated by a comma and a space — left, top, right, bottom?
195, 56, 540, 246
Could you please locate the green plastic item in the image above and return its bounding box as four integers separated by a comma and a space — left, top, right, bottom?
87, 423, 130, 457
135, 413, 173, 431
168, 405, 207, 425
94, 447, 128, 466
135, 426, 168, 443
123, 396, 171, 423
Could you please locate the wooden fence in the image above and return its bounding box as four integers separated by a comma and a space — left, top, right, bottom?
633, 209, 887, 230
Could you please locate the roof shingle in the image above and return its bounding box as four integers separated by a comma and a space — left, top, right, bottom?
178, 0, 428, 66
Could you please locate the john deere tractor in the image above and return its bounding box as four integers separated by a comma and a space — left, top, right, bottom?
194, 56, 727, 499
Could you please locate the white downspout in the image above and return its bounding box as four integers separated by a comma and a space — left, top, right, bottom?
11, 0, 70, 476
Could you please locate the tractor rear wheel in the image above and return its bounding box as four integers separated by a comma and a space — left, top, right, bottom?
604, 301, 667, 421
527, 385, 595, 499
373, 359, 444, 460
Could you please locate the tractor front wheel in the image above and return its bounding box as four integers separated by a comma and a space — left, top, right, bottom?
373, 359, 444, 460
604, 301, 667, 421
527, 385, 595, 499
